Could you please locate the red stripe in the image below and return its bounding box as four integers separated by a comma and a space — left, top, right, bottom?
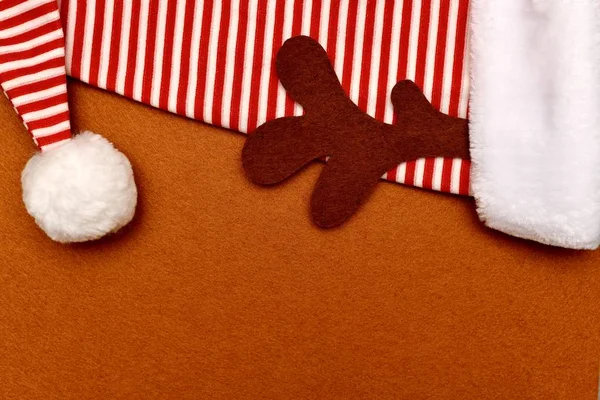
87, 0, 105, 86
123, 0, 141, 98
210, 0, 232, 125
59, 0, 68, 31
325, 0, 340, 59
159, 0, 178, 110
285, 0, 304, 116
36, 128, 72, 147
0, 19, 59, 46
448, 0, 468, 118
193, 0, 214, 119
373, 0, 394, 121
387, 166, 398, 183
15, 92, 68, 115
404, 161, 416, 186
422, 157, 435, 189
265, 0, 286, 122
0, 1, 57, 29
4, 74, 64, 98
176, 0, 196, 115
430, 0, 450, 110
0, 55, 63, 82
397, 0, 413, 80
414, 0, 431, 90
459, 160, 471, 195
228, 0, 248, 130
246, 0, 267, 132
357, 0, 377, 112
440, 158, 454, 193
105, 0, 123, 92
0, 0, 28, 13
393, 0, 413, 125
340, 0, 358, 93
68, 0, 86, 79
141, 0, 159, 104
26, 110, 70, 131
0, 37, 63, 63
309, 0, 321, 39
290, 0, 303, 37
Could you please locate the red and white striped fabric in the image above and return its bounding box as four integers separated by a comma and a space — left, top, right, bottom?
57, 0, 472, 195
0, 0, 72, 151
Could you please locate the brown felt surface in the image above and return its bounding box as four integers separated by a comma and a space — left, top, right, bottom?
0, 80, 600, 399
243, 37, 469, 228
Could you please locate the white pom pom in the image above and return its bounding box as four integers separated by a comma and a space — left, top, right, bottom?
21, 131, 137, 243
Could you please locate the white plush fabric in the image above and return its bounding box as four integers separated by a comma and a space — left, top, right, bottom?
22, 132, 137, 243
469, 0, 600, 249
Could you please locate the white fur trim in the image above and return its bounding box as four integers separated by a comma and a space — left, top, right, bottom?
469, 0, 600, 249
22, 131, 137, 243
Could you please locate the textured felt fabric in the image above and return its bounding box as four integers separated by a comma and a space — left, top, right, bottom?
243, 37, 469, 228
1, 82, 600, 399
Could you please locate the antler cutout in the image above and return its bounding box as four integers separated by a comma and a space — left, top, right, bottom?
242, 36, 470, 228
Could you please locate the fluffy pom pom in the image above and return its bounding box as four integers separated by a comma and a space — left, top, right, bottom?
21, 131, 137, 243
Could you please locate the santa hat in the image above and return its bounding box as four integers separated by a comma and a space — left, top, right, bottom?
0, 0, 136, 243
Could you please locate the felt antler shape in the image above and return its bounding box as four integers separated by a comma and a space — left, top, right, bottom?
242, 36, 470, 228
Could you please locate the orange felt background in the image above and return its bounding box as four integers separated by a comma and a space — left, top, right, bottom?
0, 81, 599, 399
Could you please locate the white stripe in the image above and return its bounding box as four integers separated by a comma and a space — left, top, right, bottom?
115, 0, 132, 94
294, 0, 312, 116
458, 22, 470, 118
0, 46, 63, 73
414, 158, 425, 187
22, 102, 68, 122
450, 158, 462, 194
440, 0, 458, 115
98, 0, 114, 88
32, 120, 70, 138
423, 0, 440, 100
150, 0, 169, 107
318, 0, 330, 51
0, 28, 62, 54
349, 0, 367, 105
238, 0, 258, 132
64, 0, 76, 73
220, 0, 240, 127
133, 0, 150, 101
432, 157, 444, 191
256, 0, 277, 127
203, 0, 222, 123
12, 83, 66, 106
0, 0, 54, 22
366, 0, 386, 117
406, 0, 421, 81
0, 12, 60, 39
334, 0, 349, 80
383, 0, 403, 124
300, 0, 312, 35
396, 162, 407, 184
40, 137, 70, 151
167, 0, 187, 113
2, 66, 64, 90
275, 0, 295, 118
185, 0, 204, 118
80, 0, 96, 82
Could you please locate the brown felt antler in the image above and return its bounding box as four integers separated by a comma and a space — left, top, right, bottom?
242, 36, 470, 228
